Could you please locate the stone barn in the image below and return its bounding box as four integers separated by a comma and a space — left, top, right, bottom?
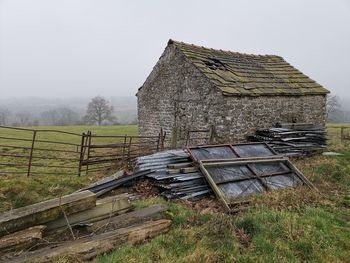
137, 40, 329, 146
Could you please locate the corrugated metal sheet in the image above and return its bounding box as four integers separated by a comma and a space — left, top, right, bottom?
135, 149, 211, 200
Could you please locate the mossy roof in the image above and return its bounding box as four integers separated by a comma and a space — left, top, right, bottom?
169, 40, 329, 96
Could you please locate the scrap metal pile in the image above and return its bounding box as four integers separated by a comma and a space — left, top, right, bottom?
248, 123, 327, 157
135, 150, 212, 200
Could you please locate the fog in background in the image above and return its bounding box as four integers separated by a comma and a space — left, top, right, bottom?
0, 0, 349, 123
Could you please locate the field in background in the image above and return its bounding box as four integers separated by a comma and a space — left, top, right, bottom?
0, 124, 349, 262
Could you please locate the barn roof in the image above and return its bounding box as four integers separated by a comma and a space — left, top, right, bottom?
169, 40, 329, 96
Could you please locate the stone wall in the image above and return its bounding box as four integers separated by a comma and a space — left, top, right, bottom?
137, 44, 327, 146
137, 43, 212, 145
176, 91, 327, 144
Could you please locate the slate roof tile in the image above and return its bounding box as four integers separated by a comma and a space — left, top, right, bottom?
169, 39, 329, 96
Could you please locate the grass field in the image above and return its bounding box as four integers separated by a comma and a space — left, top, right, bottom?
1, 124, 349, 262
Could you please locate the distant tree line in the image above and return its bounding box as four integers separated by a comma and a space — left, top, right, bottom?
0, 96, 137, 127
326, 95, 350, 123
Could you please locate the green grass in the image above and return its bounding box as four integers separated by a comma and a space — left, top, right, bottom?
1, 124, 350, 262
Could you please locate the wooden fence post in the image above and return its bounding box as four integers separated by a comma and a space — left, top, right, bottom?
156, 131, 161, 151
161, 130, 166, 150
127, 137, 132, 165
27, 131, 37, 177
85, 131, 92, 176
209, 125, 216, 144
78, 133, 86, 176
185, 130, 190, 147
122, 134, 127, 162
171, 127, 178, 148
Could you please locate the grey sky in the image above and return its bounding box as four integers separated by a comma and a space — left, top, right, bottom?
0, 0, 349, 99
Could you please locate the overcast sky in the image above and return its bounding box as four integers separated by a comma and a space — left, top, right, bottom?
0, 0, 349, 99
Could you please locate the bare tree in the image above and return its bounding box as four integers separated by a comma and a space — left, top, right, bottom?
15, 112, 33, 126
0, 108, 11, 126
84, 96, 114, 126
326, 94, 341, 121
41, 107, 80, 126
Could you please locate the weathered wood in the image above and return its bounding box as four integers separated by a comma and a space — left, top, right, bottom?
171, 127, 178, 148
7, 219, 172, 263
45, 193, 132, 232
0, 226, 45, 255
167, 162, 193, 169
180, 167, 198, 173
87, 204, 168, 233
0, 191, 96, 237
166, 168, 181, 174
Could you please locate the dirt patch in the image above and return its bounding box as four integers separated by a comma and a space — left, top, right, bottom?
180, 196, 224, 215
128, 178, 161, 198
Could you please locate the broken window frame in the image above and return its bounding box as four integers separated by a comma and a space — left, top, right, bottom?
198, 157, 315, 212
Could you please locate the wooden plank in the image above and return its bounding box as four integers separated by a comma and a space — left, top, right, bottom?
7, 219, 172, 263
166, 168, 181, 174
45, 193, 132, 232
180, 167, 198, 173
199, 161, 230, 211
167, 162, 193, 169
87, 204, 168, 233
0, 226, 45, 255
0, 191, 96, 237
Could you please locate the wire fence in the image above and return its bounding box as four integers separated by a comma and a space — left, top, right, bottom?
0, 126, 166, 177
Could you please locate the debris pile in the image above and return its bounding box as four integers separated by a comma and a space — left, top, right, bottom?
248, 124, 327, 157
0, 190, 170, 262
135, 150, 212, 200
